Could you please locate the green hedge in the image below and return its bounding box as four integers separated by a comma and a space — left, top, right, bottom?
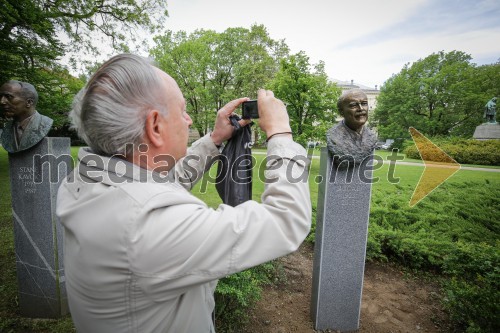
214, 261, 283, 332
441, 242, 500, 333
404, 138, 500, 166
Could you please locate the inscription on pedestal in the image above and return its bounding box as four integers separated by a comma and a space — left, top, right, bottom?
17, 167, 37, 194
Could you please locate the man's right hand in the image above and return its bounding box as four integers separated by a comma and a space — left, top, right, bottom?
257, 89, 292, 139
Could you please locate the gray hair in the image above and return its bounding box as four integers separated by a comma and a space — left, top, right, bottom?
7, 80, 38, 106
337, 88, 367, 112
70, 54, 166, 156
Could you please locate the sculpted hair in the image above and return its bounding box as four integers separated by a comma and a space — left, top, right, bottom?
70, 54, 166, 156
8, 80, 38, 106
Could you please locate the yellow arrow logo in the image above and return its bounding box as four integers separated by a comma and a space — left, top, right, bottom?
409, 127, 461, 207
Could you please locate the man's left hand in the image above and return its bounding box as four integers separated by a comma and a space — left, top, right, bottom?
210, 97, 252, 146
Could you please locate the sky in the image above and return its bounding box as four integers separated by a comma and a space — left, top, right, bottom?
158, 0, 500, 88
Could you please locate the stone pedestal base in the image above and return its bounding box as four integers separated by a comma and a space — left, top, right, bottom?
473, 123, 500, 140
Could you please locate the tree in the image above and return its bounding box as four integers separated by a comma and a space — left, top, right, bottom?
0, 0, 168, 83
374, 51, 500, 139
1, 0, 167, 135
452, 61, 500, 136
151, 25, 288, 137
268, 52, 340, 145
36, 67, 85, 135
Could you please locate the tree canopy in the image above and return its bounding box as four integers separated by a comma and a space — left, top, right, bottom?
268, 52, 340, 144
1, 0, 168, 82
150, 24, 289, 137
374, 51, 500, 139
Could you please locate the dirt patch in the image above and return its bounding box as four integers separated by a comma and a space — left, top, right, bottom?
241, 243, 450, 333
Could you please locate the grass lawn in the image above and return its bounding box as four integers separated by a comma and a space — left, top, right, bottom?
0, 146, 499, 332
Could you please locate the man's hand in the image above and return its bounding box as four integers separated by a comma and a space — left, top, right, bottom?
211, 97, 252, 146
257, 89, 292, 139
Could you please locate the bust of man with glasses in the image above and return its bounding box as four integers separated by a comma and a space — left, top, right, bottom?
326, 89, 377, 166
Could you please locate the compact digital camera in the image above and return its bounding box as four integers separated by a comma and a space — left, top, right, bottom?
242, 100, 259, 119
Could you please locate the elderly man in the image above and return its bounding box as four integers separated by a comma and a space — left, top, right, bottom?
326, 89, 378, 165
0, 80, 53, 153
56, 54, 311, 332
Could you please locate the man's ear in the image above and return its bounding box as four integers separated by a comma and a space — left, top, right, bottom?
26, 99, 33, 108
144, 110, 164, 148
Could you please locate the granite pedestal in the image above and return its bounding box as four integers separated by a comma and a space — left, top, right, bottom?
473, 123, 500, 140
8, 137, 72, 318
311, 148, 373, 331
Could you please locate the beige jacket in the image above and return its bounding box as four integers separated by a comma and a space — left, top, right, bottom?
56, 134, 311, 333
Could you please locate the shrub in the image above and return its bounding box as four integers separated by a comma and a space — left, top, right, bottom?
215, 270, 262, 332
214, 262, 279, 332
404, 138, 500, 166
439, 242, 500, 332
442, 242, 499, 281
443, 278, 499, 333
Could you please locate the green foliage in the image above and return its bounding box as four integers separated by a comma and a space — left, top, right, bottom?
268, 52, 341, 145
443, 277, 499, 333
0, 0, 169, 83
214, 270, 262, 332
442, 242, 499, 284
1, 0, 63, 84
374, 51, 500, 139
36, 67, 85, 138
150, 25, 288, 137
404, 138, 500, 166
214, 262, 280, 332
441, 242, 499, 332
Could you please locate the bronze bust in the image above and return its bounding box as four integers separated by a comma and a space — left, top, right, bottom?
327, 89, 377, 165
0, 80, 53, 153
